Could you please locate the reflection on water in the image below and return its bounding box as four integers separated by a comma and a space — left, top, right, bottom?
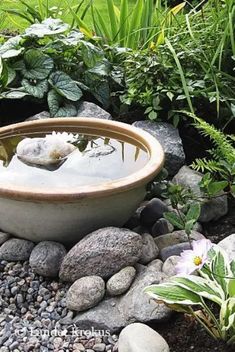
0, 132, 149, 190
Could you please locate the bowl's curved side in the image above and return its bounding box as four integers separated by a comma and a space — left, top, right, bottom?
0, 186, 146, 243
0, 118, 165, 202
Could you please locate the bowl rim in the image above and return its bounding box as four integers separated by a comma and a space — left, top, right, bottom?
0, 118, 165, 201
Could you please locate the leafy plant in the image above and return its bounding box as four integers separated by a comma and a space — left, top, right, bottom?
0, 18, 117, 116
181, 112, 235, 196
145, 243, 235, 345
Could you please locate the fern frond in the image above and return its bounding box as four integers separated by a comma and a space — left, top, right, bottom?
179, 111, 235, 165
191, 158, 222, 173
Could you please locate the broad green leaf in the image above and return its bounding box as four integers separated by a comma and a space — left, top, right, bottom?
145, 283, 202, 305
164, 211, 185, 230
6, 66, 16, 85
211, 248, 233, 296
22, 78, 48, 98
172, 275, 224, 304
22, 49, 54, 80
47, 89, 77, 117
0, 89, 28, 99
186, 202, 201, 222
0, 36, 24, 59
230, 260, 235, 275
208, 181, 228, 196
49, 72, 83, 102
25, 18, 69, 37
0, 58, 8, 89
228, 280, 235, 297
80, 41, 104, 68
220, 298, 235, 332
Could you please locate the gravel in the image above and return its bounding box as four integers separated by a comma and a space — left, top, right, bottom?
0, 260, 118, 351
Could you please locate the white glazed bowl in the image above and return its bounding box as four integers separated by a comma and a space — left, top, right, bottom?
0, 118, 164, 243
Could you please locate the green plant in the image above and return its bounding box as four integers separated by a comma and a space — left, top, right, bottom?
0, 18, 117, 116
145, 242, 235, 345
69, 0, 185, 50
118, 0, 235, 127
182, 112, 235, 196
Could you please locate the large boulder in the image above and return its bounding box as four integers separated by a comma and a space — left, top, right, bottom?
173, 166, 228, 222
133, 121, 185, 175
73, 265, 171, 333
0, 238, 34, 261
66, 276, 105, 312
218, 234, 235, 261
59, 227, 143, 282
118, 323, 170, 352
29, 241, 67, 277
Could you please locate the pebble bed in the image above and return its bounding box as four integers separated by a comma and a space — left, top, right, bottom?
0, 260, 118, 352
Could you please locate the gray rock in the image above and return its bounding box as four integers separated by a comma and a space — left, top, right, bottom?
59, 227, 143, 282
133, 121, 185, 175
154, 230, 204, 250
139, 233, 159, 264
140, 198, 169, 227
173, 166, 228, 222
162, 256, 181, 277
29, 241, 67, 277
93, 343, 106, 351
106, 267, 136, 296
73, 266, 171, 333
160, 242, 191, 261
66, 276, 105, 312
76, 101, 112, 120
218, 234, 235, 261
151, 218, 174, 237
26, 111, 50, 121
0, 232, 10, 245
147, 259, 163, 272
118, 323, 170, 352
0, 238, 34, 261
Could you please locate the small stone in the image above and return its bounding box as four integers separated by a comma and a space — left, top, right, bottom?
106, 267, 136, 296
93, 343, 106, 352
29, 241, 67, 277
218, 234, 235, 261
73, 343, 85, 351
0, 232, 10, 245
162, 256, 181, 277
66, 276, 105, 312
147, 259, 163, 272
160, 242, 191, 261
139, 233, 159, 264
0, 238, 34, 261
118, 323, 169, 352
140, 199, 169, 227
154, 230, 204, 250
151, 218, 174, 237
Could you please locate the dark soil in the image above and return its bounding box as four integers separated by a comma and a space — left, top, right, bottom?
152, 313, 234, 352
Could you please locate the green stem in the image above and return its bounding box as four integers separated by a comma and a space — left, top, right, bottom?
189, 307, 218, 340
201, 298, 223, 340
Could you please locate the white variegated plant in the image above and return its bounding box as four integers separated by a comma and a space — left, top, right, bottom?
145, 241, 235, 345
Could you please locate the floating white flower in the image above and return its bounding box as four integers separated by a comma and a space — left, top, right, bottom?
16, 131, 77, 168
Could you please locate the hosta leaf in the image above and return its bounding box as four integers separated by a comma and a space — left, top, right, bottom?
22, 49, 54, 80
172, 275, 224, 304
25, 18, 69, 38
0, 36, 24, 59
211, 247, 233, 295
47, 89, 77, 117
230, 260, 235, 275
145, 282, 202, 305
22, 78, 48, 98
49, 72, 82, 102
220, 298, 235, 331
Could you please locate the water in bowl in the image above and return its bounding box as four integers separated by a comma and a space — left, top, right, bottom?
0, 131, 149, 190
